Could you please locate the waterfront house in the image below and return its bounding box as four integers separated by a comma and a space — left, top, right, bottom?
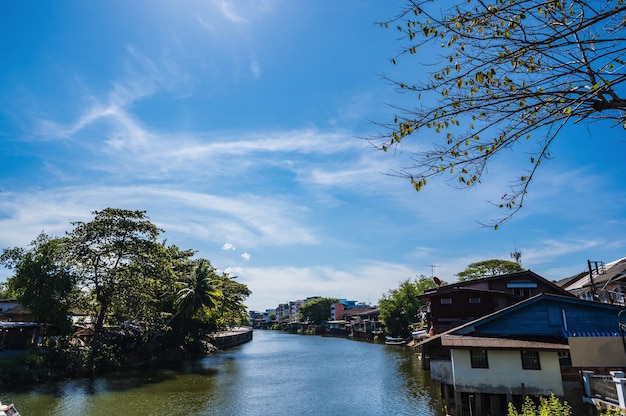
341, 306, 382, 339
0, 321, 50, 350
418, 270, 573, 334
416, 293, 626, 416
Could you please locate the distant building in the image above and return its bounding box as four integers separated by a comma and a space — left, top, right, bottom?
558, 256, 626, 304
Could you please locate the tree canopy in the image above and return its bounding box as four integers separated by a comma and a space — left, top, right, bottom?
1, 233, 77, 334
0, 208, 252, 373
456, 259, 524, 281
379, 276, 443, 337
64, 208, 163, 349
374, 0, 626, 226
299, 297, 338, 324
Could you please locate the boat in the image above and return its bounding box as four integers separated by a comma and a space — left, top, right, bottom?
412, 329, 428, 339
385, 335, 410, 345
0, 401, 20, 416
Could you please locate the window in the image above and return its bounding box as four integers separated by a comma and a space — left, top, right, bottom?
508, 281, 537, 298
470, 349, 489, 368
469, 298, 481, 304
558, 351, 571, 366
521, 350, 541, 370
440, 298, 452, 304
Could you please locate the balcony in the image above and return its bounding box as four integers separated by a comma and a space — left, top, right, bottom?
582, 370, 626, 412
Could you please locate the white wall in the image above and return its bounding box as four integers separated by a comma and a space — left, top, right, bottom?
451, 349, 564, 396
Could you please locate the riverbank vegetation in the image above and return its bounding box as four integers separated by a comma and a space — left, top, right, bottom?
379, 276, 444, 337
299, 297, 338, 324
0, 208, 251, 384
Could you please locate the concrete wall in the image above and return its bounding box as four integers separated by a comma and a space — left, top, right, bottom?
430, 359, 453, 384
569, 337, 626, 367
451, 349, 564, 396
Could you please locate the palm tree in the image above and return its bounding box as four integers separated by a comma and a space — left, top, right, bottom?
173, 259, 222, 322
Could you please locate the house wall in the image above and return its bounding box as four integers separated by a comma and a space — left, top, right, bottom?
430, 291, 499, 320
430, 359, 453, 384
569, 337, 626, 367
331, 303, 345, 321
451, 349, 564, 396
463, 300, 624, 337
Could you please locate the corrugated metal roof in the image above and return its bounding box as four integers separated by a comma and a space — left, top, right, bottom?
560, 329, 620, 337
440, 335, 569, 350
562, 256, 626, 291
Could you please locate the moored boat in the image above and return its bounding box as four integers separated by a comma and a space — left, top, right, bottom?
385, 335, 410, 345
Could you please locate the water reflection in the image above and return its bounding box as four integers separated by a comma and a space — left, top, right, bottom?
6, 331, 444, 416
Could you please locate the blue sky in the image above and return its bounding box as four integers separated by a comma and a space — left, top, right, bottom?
1, 1, 625, 312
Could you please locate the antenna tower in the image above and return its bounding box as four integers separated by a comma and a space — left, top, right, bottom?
510, 241, 522, 265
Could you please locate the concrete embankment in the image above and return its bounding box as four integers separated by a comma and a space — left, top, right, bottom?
211, 326, 253, 349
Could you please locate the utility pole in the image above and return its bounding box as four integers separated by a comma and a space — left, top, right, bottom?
588, 260, 602, 299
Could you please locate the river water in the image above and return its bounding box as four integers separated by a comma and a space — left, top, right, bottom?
5, 330, 445, 415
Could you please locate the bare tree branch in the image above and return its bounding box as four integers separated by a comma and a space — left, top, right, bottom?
371, 0, 626, 227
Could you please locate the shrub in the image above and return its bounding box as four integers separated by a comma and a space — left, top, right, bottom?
507, 394, 571, 416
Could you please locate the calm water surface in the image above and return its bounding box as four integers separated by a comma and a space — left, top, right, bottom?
6, 330, 445, 415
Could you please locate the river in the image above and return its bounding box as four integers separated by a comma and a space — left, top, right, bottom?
4, 330, 445, 415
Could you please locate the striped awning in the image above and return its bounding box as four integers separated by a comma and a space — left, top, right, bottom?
561, 329, 620, 337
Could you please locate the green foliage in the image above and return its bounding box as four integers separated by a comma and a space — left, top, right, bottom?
110, 242, 195, 335
175, 260, 222, 321
507, 395, 571, 416
298, 297, 338, 324
1, 233, 77, 334
0, 208, 252, 378
296, 326, 319, 335
0, 352, 49, 385
64, 208, 163, 350
379, 277, 438, 337
598, 407, 625, 416
456, 259, 524, 281
375, 0, 626, 226
212, 270, 252, 330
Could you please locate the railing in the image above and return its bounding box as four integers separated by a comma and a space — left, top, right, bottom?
589, 374, 620, 403
582, 370, 626, 410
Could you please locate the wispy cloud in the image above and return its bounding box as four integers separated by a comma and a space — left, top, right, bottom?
212, 0, 248, 24
0, 186, 319, 252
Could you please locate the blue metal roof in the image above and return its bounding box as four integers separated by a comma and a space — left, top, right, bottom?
561, 329, 620, 337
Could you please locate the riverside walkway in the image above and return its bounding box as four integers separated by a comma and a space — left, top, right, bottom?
211, 326, 253, 349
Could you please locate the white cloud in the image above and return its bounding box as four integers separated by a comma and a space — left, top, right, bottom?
241, 252, 250, 261
238, 261, 419, 311
222, 243, 235, 250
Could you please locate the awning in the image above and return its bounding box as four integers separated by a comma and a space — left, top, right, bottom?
561, 329, 620, 337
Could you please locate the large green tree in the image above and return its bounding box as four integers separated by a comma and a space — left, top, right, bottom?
379, 277, 441, 337
0, 233, 77, 334
110, 242, 195, 334
374, 1, 626, 226
298, 297, 338, 324
212, 271, 252, 330
64, 208, 162, 355
456, 259, 524, 281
